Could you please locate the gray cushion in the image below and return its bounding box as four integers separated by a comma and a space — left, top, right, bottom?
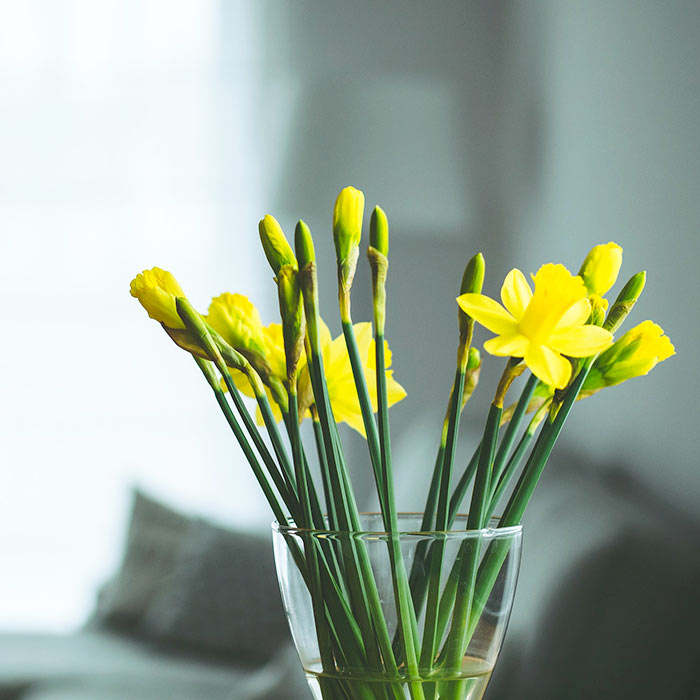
93, 490, 193, 631
141, 520, 291, 663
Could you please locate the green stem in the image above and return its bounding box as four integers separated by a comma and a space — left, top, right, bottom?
341, 320, 386, 513
377, 331, 424, 697
447, 446, 480, 525
312, 416, 340, 531
488, 374, 539, 495
257, 391, 298, 500
485, 422, 536, 521
500, 361, 593, 527
195, 360, 290, 525
420, 368, 465, 671
309, 354, 409, 700
440, 401, 501, 685
288, 391, 336, 675
219, 368, 297, 515
440, 361, 595, 685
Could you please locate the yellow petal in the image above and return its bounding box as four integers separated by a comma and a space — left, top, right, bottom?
384, 370, 407, 406
352, 322, 374, 360
317, 318, 333, 358
206, 293, 266, 355
262, 323, 289, 380
129, 267, 186, 329
500, 269, 532, 319
329, 392, 365, 433
554, 298, 591, 331
457, 294, 518, 335
525, 344, 572, 389
519, 264, 588, 341
483, 333, 530, 357
548, 325, 613, 357
579, 242, 623, 296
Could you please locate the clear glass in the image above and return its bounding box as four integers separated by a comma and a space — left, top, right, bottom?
273, 513, 522, 700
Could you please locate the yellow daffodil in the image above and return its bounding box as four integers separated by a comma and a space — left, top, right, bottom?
457, 264, 613, 389
311, 321, 406, 436
130, 267, 187, 329
583, 320, 674, 393
231, 318, 406, 435
579, 242, 623, 296
206, 293, 267, 360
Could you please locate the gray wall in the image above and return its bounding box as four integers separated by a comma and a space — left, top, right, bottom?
256, 0, 698, 514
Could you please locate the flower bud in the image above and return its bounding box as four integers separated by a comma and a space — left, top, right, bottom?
294, 220, 315, 266
176, 297, 225, 367
276, 265, 305, 381
369, 206, 389, 256
603, 270, 646, 333
583, 320, 674, 392
467, 346, 481, 371
589, 294, 608, 326
130, 267, 187, 329
333, 186, 365, 263
458, 252, 485, 340
259, 215, 297, 275
460, 253, 485, 296
578, 242, 623, 296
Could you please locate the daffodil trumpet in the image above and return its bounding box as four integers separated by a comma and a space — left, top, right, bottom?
131, 185, 672, 700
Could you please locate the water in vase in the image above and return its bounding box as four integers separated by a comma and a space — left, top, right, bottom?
305, 656, 493, 700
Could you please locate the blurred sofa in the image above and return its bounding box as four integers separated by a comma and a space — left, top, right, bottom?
486, 455, 700, 700
0, 490, 310, 700
2, 463, 698, 700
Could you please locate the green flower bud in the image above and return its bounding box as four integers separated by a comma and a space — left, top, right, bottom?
467, 346, 481, 371
175, 297, 225, 367
276, 264, 305, 381
369, 206, 389, 256
459, 252, 485, 340
589, 294, 608, 326
294, 220, 315, 266
460, 252, 485, 295
259, 215, 297, 275
603, 270, 646, 333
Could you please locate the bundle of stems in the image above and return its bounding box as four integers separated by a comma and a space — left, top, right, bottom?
130, 187, 673, 700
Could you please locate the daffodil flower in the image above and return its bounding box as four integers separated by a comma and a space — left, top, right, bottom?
317, 321, 406, 437
206, 293, 268, 359
582, 320, 674, 394
457, 264, 613, 389
227, 315, 406, 435
130, 267, 187, 329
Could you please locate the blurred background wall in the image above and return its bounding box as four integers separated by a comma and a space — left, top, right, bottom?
0, 0, 697, 669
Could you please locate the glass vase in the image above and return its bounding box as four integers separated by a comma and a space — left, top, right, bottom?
273, 513, 522, 700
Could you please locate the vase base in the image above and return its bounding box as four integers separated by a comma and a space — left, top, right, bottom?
305, 658, 492, 700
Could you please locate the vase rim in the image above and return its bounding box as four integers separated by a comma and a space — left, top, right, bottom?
272, 512, 523, 539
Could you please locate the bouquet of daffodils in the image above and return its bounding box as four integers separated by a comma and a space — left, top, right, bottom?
131, 187, 673, 700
